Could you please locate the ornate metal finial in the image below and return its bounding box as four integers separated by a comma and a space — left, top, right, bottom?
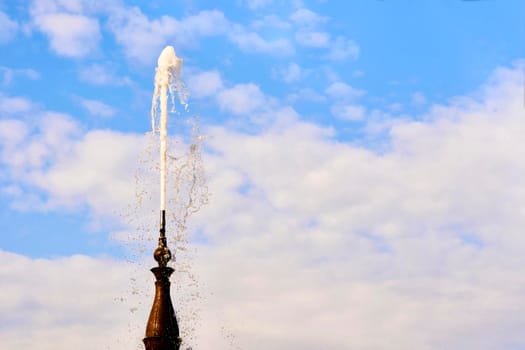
144, 210, 181, 350
154, 210, 172, 267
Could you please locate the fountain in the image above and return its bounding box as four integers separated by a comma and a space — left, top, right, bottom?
143, 210, 180, 350
143, 46, 186, 350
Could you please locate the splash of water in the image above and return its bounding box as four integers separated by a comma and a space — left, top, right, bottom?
121, 45, 208, 350
151, 45, 188, 212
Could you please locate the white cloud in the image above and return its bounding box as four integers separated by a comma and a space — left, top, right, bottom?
353, 69, 365, 78
228, 26, 294, 56
0, 250, 147, 350
29, 0, 121, 16
187, 70, 223, 99
77, 97, 117, 117
0, 94, 34, 114
330, 104, 366, 120
0, 111, 141, 214
289, 8, 328, 26
3, 64, 525, 349
286, 88, 327, 104
27, 2, 293, 63
216, 83, 269, 115
0, 11, 18, 44
28, 2, 294, 62
0, 113, 81, 209
0, 119, 29, 149
273, 62, 302, 83
241, 0, 274, 10
325, 81, 365, 100
325, 35, 360, 61
251, 15, 291, 30
179, 9, 230, 37
288, 8, 360, 63
388, 102, 403, 112
78, 64, 132, 86
106, 7, 179, 64
0, 66, 40, 86
27, 0, 107, 52
294, 29, 330, 48
32, 12, 101, 57
411, 91, 428, 106
290, 9, 358, 56
107, 7, 292, 63
29, 129, 142, 213
107, 8, 231, 64
190, 65, 525, 349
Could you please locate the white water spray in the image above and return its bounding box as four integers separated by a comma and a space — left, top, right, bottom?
151, 45, 187, 212
124, 45, 208, 349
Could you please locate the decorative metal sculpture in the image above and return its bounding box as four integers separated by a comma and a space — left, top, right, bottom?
143, 211, 181, 350
144, 45, 184, 350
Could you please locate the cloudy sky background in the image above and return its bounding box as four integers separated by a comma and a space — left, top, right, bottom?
1, 0, 525, 349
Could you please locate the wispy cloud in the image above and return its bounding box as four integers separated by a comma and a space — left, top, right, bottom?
251, 14, 291, 30
107, 7, 293, 63
290, 8, 329, 26
0, 11, 18, 44
78, 64, 132, 86
76, 97, 117, 118
0, 94, 35, 114
2, 65, 525, 349
109, 8, 232, 63
32, 13, 101, 57
295, 29, 330, 48
0, 66, 40, 86
240, 0, 275, 10
330, 103, 365, 120
228, 25, 294, 56
324, 35, 360, 61
411, 91, 428, 106
273, 62, 303, 83
187, 70, 224, 99
217, 83, 270, 115
325, 81, 365, 100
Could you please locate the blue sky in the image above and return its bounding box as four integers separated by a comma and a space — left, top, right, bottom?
2, 0, 524, 258
2, 1, 525, 349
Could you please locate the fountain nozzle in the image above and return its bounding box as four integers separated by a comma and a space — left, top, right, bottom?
144, 209, 181, 350
154, 210, 172, 267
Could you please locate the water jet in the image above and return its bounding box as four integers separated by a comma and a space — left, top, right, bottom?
143, 45, 185, 350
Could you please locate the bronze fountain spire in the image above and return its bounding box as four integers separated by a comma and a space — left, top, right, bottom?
143, 210, 181, 350
144, 45, 185, 350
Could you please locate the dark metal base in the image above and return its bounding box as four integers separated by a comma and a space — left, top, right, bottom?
143, 335, 181, 350
143, 266, 181, 350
